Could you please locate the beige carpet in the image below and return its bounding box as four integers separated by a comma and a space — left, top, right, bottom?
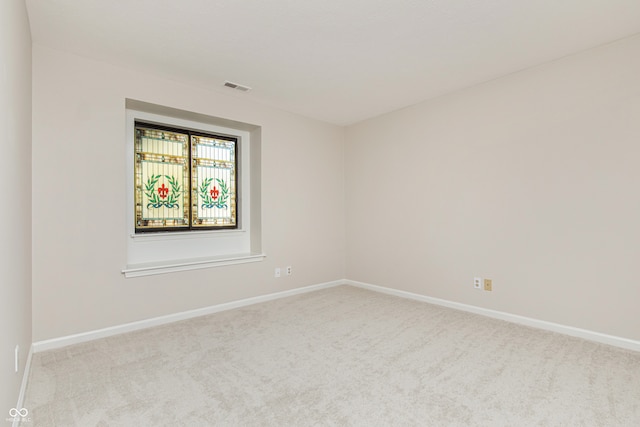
22, 285, 640, 426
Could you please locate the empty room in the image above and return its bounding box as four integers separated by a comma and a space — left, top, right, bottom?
2, 0, 639, 425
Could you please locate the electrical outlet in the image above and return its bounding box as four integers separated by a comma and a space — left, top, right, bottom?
286, 266, 292, 276
484, 279, 492, 291
275, 268, 281, 278
473, 277, 482, 289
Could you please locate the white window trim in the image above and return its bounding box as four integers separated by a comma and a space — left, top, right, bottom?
123, 102, 264, 277
122, 253, 265, 278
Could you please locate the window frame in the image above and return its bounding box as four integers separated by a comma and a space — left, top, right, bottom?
134, 121, 239, 233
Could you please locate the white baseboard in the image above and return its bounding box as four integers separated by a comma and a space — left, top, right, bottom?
345, 279, 640, 352
31, 278, 639, 354
12, 344, 33, 427
32, 280, 344, 353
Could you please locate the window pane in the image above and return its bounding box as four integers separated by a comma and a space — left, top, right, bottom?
135, 126, 190, 230
192, 135, 237, 228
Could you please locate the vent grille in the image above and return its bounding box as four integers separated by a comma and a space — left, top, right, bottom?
224, 81, 251, 92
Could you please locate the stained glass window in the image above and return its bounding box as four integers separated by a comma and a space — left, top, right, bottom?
134, 122, 237, 232
192, 134, 237, 228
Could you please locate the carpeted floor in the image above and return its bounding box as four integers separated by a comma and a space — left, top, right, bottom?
22, 285, 640, 426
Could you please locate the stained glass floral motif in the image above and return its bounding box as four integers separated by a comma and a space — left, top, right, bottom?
192, 135, 236, 228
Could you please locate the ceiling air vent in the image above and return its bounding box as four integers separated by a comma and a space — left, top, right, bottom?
224, 81, 252, 92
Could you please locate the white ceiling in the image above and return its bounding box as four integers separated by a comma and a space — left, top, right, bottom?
26, 0, 640, 125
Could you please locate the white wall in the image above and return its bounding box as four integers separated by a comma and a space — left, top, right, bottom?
346, 35, 640, 341
0, 0, 32, 412
32, 45, 345, 341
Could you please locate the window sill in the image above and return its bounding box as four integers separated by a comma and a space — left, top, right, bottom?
122, 252, 266, 278
129, 228, 245, 242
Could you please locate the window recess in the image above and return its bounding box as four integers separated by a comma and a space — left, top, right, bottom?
124, 100, 264, 277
